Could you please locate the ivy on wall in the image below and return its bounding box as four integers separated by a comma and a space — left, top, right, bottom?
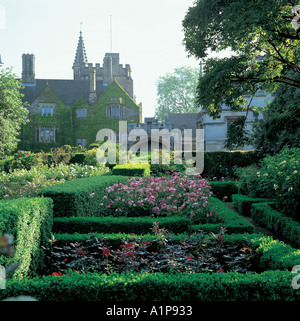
18, 80, 141, 152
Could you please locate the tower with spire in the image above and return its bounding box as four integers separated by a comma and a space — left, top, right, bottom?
71, 30, 134, 98
72, 31, 88, 80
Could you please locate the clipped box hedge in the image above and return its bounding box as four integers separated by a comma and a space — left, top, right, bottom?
1, 270, 298, 301
209, 181, 238, 201
191, 197, 254, 234
51, 197, 253, 235
202, 150, 261, 179
251, 202, 300, 247
112, 163, 151, 177
0, 197, 53, 279
232, 194, 272, 216
38, 175, 128, 217
52, 215, 191, 235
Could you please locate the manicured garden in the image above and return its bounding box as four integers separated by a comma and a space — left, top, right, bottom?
0, 147, 300, 301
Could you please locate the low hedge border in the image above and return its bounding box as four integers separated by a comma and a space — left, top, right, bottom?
251, 202, 300, 247
0, 197, 53, 279
52, 216, 191, 235
209, 181, 238, 202
232, 194, 272, 217
191, 197, 254, 234
38, 175, 128, 217
0, 270, 298, 301
51, 197, 254, 235
112, 163, 151, 177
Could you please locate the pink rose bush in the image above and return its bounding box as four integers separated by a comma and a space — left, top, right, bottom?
99, 172, 216, 223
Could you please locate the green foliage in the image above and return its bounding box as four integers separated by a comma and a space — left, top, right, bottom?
202, 151, 261, 179
235, 147, 300, 219
11, 150, 43, 171
0, 68, 29, 158
209, 181, 238, 202
52, 216, 191, 235
232, 194, 272, 217
183, 0, 300, 117
38, 175, 128, 217
0, 163, 109, 200
0, 197, 53, 279
224, 116, 251, 150
154, 66, 199, 121
0, 269, 298, 301
253, 234, 300, 271
251, 202, 300, 247
112, 163, 151, 177
191, 197, 254, 234
252, 76, 300, 156
40, 146, 75, 166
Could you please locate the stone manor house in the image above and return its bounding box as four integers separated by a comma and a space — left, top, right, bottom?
17, 31, 272, 152
18, 31, 142, 152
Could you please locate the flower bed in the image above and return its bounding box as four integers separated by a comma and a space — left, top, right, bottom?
42, 226, 256, 276
99, 173, 214, 224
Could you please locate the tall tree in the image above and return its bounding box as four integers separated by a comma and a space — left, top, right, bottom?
182, 0, 300, 118
154, 66, 199, 121
251, 72, 300, 156
0, 68, 28, 158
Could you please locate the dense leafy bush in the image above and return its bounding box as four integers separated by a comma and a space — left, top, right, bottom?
38, 175, 128, 217
202, 151, 261, 179
11, 150, 43, 171
209, 181, 238, 201
235, 147, 300, 219
52, 215, 191, 234
251, 202, 300, 246
0, 270, 298, 301
0, 163, 109, 200
112, 163, 151, 177
191, 197, 254, 234
0, 197, 53, 279
232, 194, 272, 216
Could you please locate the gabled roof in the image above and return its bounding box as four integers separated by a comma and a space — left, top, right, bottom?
21, 79, 106, 106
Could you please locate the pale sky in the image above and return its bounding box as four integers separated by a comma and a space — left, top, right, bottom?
0, 0, 223, 118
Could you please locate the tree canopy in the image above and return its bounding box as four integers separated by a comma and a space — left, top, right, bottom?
154, 66, 199, 121
0, 68, 28, 158
182, 0, 300, 118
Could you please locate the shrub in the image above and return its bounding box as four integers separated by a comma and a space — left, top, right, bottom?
98, 173, 214, 224
0, 163, 109, 200
38, 175, 128, 217
251, 202, 300, 246
209, 181, 238, 201
232, 194, 272, 216
11, 150, 43, 171
0, 270, 298, 301
52, 216, 191, 234
0, 197, 53, 279
202, 151, 261, 179
191, 197, 254, 234
235, 147, 300, 220
112, 163, 151, 177
252, 234, 300, 271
